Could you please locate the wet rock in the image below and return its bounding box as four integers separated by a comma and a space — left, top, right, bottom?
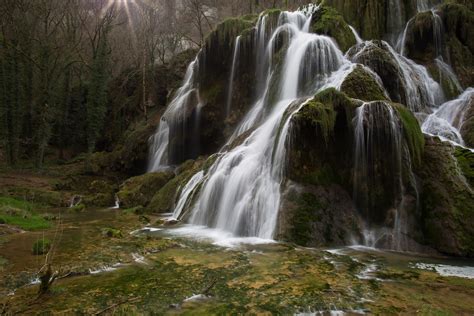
117, 171, 174, 208
310, 5, 356, 52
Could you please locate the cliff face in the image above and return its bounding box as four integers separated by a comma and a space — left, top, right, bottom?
141, 2, 474, 257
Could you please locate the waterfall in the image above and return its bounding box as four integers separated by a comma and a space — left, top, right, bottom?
422, 88, 474, 146
173, 8, 353, 239
397, 10, 442, 57
348, 25, 363, 44
432, 9, 443, 58
148, 58, 200, 172
353, 102, 415, 250
172, 171, 204, 220
434, 57, 463, 94
397, 17, 412, 56
350, 41, 444, 111
226, 36, 241, 117
387, 0, 404, 46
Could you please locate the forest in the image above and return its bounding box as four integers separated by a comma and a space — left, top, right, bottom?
1, 0, 473, 314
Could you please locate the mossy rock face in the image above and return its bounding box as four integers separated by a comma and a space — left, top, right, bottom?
32, 239, 51, 255
117, 171, 175, 208
277, 182, 361, 247
310, 5, 356, 52
403, 11, 441, 63
324, 0, 416, 41
347, 41, 411, 107
418, 136, 474, 257
147, 158, 205, 214
460, 91, 474, 147
426, 61, 463, 100
163, 16, 258, 166
439, 3, 474, 87
287, 88, 357, 190
340, 65, 388, 102
393, 104, 425, 166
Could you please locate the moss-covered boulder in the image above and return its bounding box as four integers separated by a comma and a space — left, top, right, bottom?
147, 159, 205, 214
287, 88, 357, 189
310, 6, 356, 52
403, 10, 442, 63
418, 137, 474, 256
439, 3, 474, 87
277, 182, 361, 247
278, 89, 362, 246
340, 65, 388, 101
117, 171, 175, 208
347, 40, 428, 110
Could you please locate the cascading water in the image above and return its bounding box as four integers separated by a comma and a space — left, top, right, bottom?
173, 7, 355, 239
350, 41, 444, 111
226, 36, 241, 118
434, 58, 463, 94
348, 25, 363, 45
387, 0, 404, 46
353, 102, 415, 251
422, 88, 474, 145
397, 5, 443, 58
148, 58, 200, 172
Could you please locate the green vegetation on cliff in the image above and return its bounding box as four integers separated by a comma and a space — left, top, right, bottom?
394, 104, 425, 166
341, 65, 388, 102
310, 6, 356, 52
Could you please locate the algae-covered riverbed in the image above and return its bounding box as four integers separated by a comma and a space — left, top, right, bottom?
1, 208, 474, 315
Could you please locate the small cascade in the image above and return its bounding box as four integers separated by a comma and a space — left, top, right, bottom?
417, 0, 441, 13
387, 0, 404, 46
348, 25, 363, 44
174, 7, 353, 239
397, 17, 412, 56
226, 36, 241, 117
350, 41, 444, 111
422, 88, 474, 146
69, 195, 82, 208
434, 57, 463, 94
111, 195, 120, 209
353, 102, 415, 251
172, 171, 204, 220
148, 58, 200, 172
397, 7, 443, 58
432, 9, 444, 58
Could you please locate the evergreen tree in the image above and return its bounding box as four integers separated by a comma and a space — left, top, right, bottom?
86, 29, 110, 155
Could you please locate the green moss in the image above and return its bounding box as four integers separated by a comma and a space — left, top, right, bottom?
117, 171, 174, 208
341, 65, 388, 101
295, 100, 336, 144
32, 238, 52, 255
147, 159, 205, 214
289, 193, 322, 246
69, 203, 86, 213
453, 147, 474, 185
101, 227, 123, 238
302, 164, 341, 186
394, 104, 425, 166
310, 6, 356, 52
313, 88, 358, 126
